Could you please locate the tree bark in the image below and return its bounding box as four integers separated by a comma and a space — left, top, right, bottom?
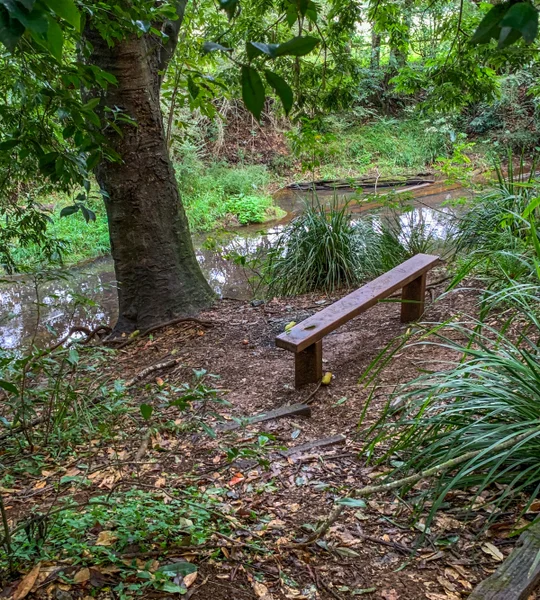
85, 8, 214, 334
370, 29, 381, 69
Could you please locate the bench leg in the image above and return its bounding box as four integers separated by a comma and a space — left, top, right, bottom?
295, 340, 322, 388
401, 273, 427, 323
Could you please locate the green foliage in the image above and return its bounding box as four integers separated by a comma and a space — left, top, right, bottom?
264, 194, 452, 297
5, 194, 110, 271
453, 153, 540, 289
265, 197, 364, 296
292, 117, 451, 180
175, 144, 282, 231
363, 285, 540, 529
0, 341, 128, 452
0, 488, 223, 584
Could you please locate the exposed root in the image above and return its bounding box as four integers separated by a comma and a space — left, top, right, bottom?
104, 317, 214, 350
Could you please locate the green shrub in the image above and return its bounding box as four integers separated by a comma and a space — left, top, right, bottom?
7, 195, 110, 271
174, 144, 281, 231
453, 153, 540, 289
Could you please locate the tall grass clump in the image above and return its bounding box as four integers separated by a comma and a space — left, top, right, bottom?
363, 284, 540, 526
265, 197, 364, 296
453, 152, 540, 289
355, 205, 452, 280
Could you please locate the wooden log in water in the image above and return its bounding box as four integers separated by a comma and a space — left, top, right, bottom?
288, 176, 435, 192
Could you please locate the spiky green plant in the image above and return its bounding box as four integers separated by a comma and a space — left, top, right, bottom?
363, 285, 540, 527
453, 151, 540, 289
265, 197, 365, 296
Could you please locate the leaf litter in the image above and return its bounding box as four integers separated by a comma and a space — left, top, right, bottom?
0, 292, 529, 599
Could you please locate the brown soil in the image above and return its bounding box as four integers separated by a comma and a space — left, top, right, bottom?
3, 272, 533, 600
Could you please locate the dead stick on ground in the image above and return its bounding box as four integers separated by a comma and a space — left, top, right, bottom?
135, 429, 152, 461
305, 381, 322, 405
125, 358, 180, 388
297, 429, 540, 546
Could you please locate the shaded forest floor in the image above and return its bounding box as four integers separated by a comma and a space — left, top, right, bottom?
2, 271, 536, 600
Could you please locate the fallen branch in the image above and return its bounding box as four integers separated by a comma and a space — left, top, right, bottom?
298, 429, 540, 546
125, 358, 181, 388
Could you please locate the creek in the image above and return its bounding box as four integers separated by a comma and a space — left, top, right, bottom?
0, 184, 467, 350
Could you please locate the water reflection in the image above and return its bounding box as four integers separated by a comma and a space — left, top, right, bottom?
0, 188, 465, 350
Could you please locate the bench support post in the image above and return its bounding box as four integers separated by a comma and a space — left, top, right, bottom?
401, 273, 427, 323
295, 340, 322, 388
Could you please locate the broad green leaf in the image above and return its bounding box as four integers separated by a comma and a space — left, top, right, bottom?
471, 3, 508, 44
498, 25, 522, 48
0, 138, 19, 150
202, 41, 231, 53
218, 0, 239, 20
60, 205, 80, 217
83, 97, 100, 110
265, 70, 293, 115
140, 404, 153, 420
187, 76, 199, 99
0, 379, 18, 394
46, 16, 63, 61
241, 64, 265, 121
158, 562, 197, 576
247, 41, 279, 60
274, 35, 319, 57
80, 205, 96, 223
500, 2, 538, 44
161, 582, 187, 594
0, 5, 24, 51
67, 347, 79, 365
336, 497, 367, 507
45, 0, 80, 30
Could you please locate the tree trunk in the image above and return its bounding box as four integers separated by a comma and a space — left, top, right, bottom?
370, 29, 381, 69
85, 19, 214, 334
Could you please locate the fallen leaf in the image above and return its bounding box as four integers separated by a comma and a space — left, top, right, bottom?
437, 576, 456, 593
530, 499, 540, 512
33, 481, 47, 490
184, 571, 197, 588
253, 581, 272, 599
74, 567, 91, 584
285, 321, 296, 333
481, 542, 504, 562
321, 372, 332, 385
13, 563, 41, 600
229, 473, 245, 486
155, 477, 166, 488
95, 530, 118, 547
381, 590, 399, 600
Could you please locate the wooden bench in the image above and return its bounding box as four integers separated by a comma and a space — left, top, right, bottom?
275, 253, 440, 388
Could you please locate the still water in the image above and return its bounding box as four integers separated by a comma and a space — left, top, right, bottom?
0, 186, 466, 350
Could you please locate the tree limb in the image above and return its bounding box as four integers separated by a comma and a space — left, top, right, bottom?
157, 0, 189, 83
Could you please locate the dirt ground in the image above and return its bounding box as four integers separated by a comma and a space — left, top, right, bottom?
3, 272, 536, 600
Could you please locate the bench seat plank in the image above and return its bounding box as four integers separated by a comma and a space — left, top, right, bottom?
276, 253, 440, 353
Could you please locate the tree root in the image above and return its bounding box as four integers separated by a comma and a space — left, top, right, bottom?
125, 358, 181, 388
294, 429, 540, 547
104, 317, 214, 350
